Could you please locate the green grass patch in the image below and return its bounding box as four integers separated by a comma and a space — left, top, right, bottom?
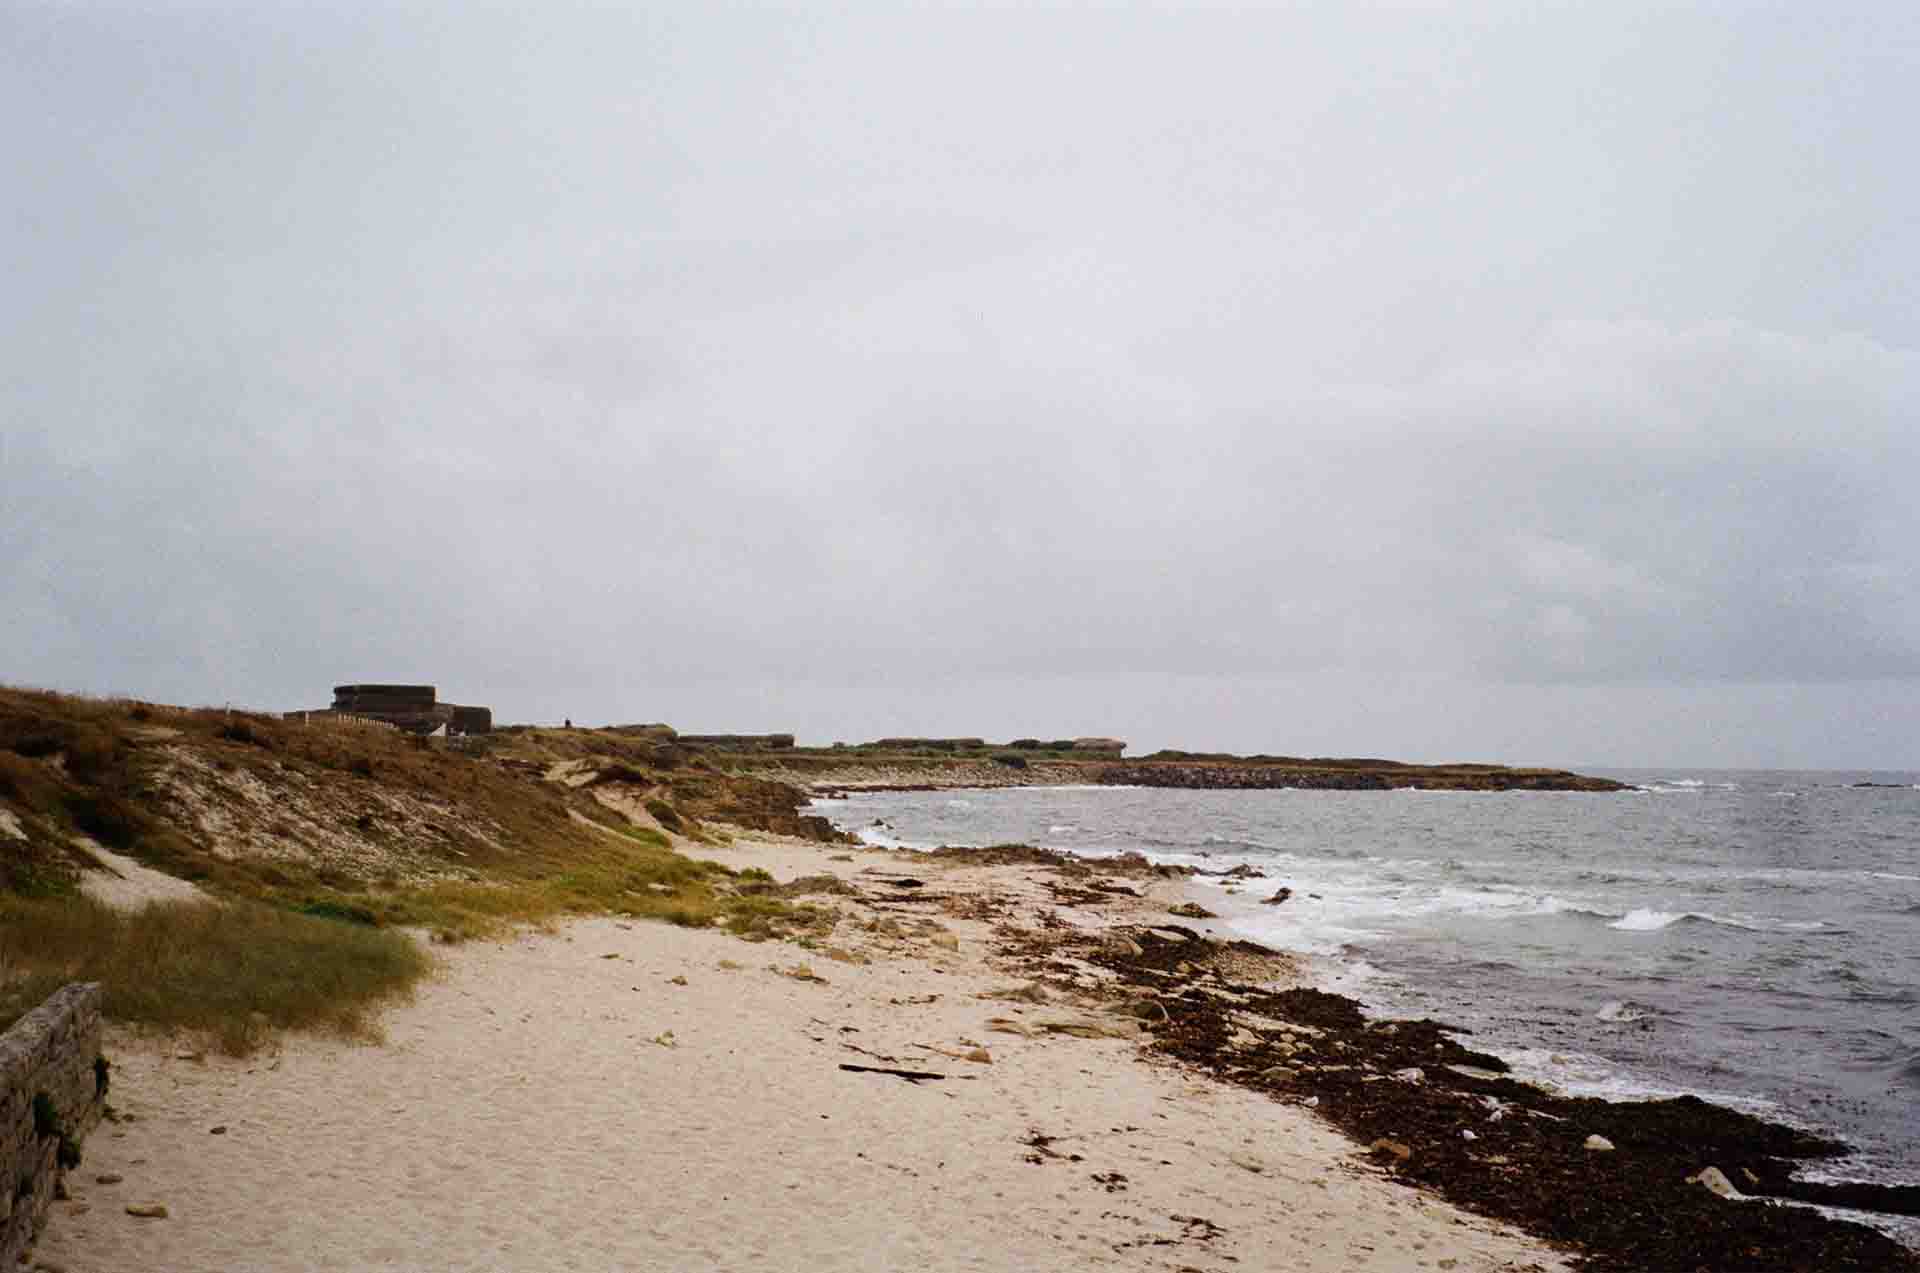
618, 823, 673, 850
0, 894, 432, 1055
248, 831, 825, 947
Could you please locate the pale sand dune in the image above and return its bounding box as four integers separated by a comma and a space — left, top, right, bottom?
35, 840, 1566, 1273
75, 839, 208, 911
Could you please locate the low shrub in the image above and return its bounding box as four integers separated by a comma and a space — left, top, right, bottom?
643, 797, 684, 831
218, 721, 265, 747
63, 791, 144, 850
9, 732, 62, 760
299, 899, 380, 926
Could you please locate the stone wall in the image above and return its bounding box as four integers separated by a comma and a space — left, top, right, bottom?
2, 982, 106, 1267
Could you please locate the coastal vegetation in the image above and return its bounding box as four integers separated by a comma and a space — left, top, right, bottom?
0, 686, 842, 1049
0, 893, 428, 1054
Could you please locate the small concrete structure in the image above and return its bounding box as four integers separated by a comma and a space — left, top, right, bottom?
285, 684, 492, 735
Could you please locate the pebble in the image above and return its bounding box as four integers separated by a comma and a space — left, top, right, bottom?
126, 1202, 169, 1219
95, 1173, 123, 1185
1584, 1134, 1615, 1152
209, 1125, 227, 1135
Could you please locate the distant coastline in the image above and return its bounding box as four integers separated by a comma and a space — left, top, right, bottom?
700, 745, 1630, 795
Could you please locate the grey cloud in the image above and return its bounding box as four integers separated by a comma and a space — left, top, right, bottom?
4, 2, 1917, 766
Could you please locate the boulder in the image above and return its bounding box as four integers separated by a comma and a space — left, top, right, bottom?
1687, 1166, 1744, 1200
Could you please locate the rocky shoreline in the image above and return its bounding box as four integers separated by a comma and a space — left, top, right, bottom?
1085, 761, 1626, 792
734, 755, 1630, 796
944, 845, 1918, 1271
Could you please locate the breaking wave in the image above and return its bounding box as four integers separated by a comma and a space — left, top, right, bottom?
1604, 908, 1837, 934
1596, 1000, 1659, 1023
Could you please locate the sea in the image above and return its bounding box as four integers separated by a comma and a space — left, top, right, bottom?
812, 769, 1920, 1244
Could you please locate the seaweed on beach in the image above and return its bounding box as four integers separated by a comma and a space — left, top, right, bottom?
1069, 925, 1919, 1273
861, 830, 1914, 1269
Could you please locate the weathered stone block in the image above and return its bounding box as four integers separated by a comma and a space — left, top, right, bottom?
1, 983, 105, 1268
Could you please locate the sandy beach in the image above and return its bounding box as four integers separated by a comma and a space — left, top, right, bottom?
33, 836, 1566, 1272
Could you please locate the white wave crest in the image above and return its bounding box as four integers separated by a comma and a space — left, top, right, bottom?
1596, 1000, 1652, 1023
1606, 908, 1822, 933
1610, 908, 1685, 931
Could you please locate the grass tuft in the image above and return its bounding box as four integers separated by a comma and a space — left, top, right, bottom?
0, 895, 431, 1055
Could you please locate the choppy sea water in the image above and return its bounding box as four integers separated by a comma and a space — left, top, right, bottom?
813, 770, 1920, 1241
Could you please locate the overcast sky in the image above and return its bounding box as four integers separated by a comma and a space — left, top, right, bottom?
4, 2, 1917, 768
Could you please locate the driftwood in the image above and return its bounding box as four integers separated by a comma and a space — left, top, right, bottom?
838, 1063, 946, 1083
840, 1042, 900, 1063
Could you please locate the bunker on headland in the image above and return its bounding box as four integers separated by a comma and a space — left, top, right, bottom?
284, 684, 492, 735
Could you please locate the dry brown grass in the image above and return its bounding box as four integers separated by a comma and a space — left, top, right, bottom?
0, 894, 431, 1054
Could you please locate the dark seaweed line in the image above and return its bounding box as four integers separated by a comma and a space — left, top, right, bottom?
1004, 913, 1918, 1272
